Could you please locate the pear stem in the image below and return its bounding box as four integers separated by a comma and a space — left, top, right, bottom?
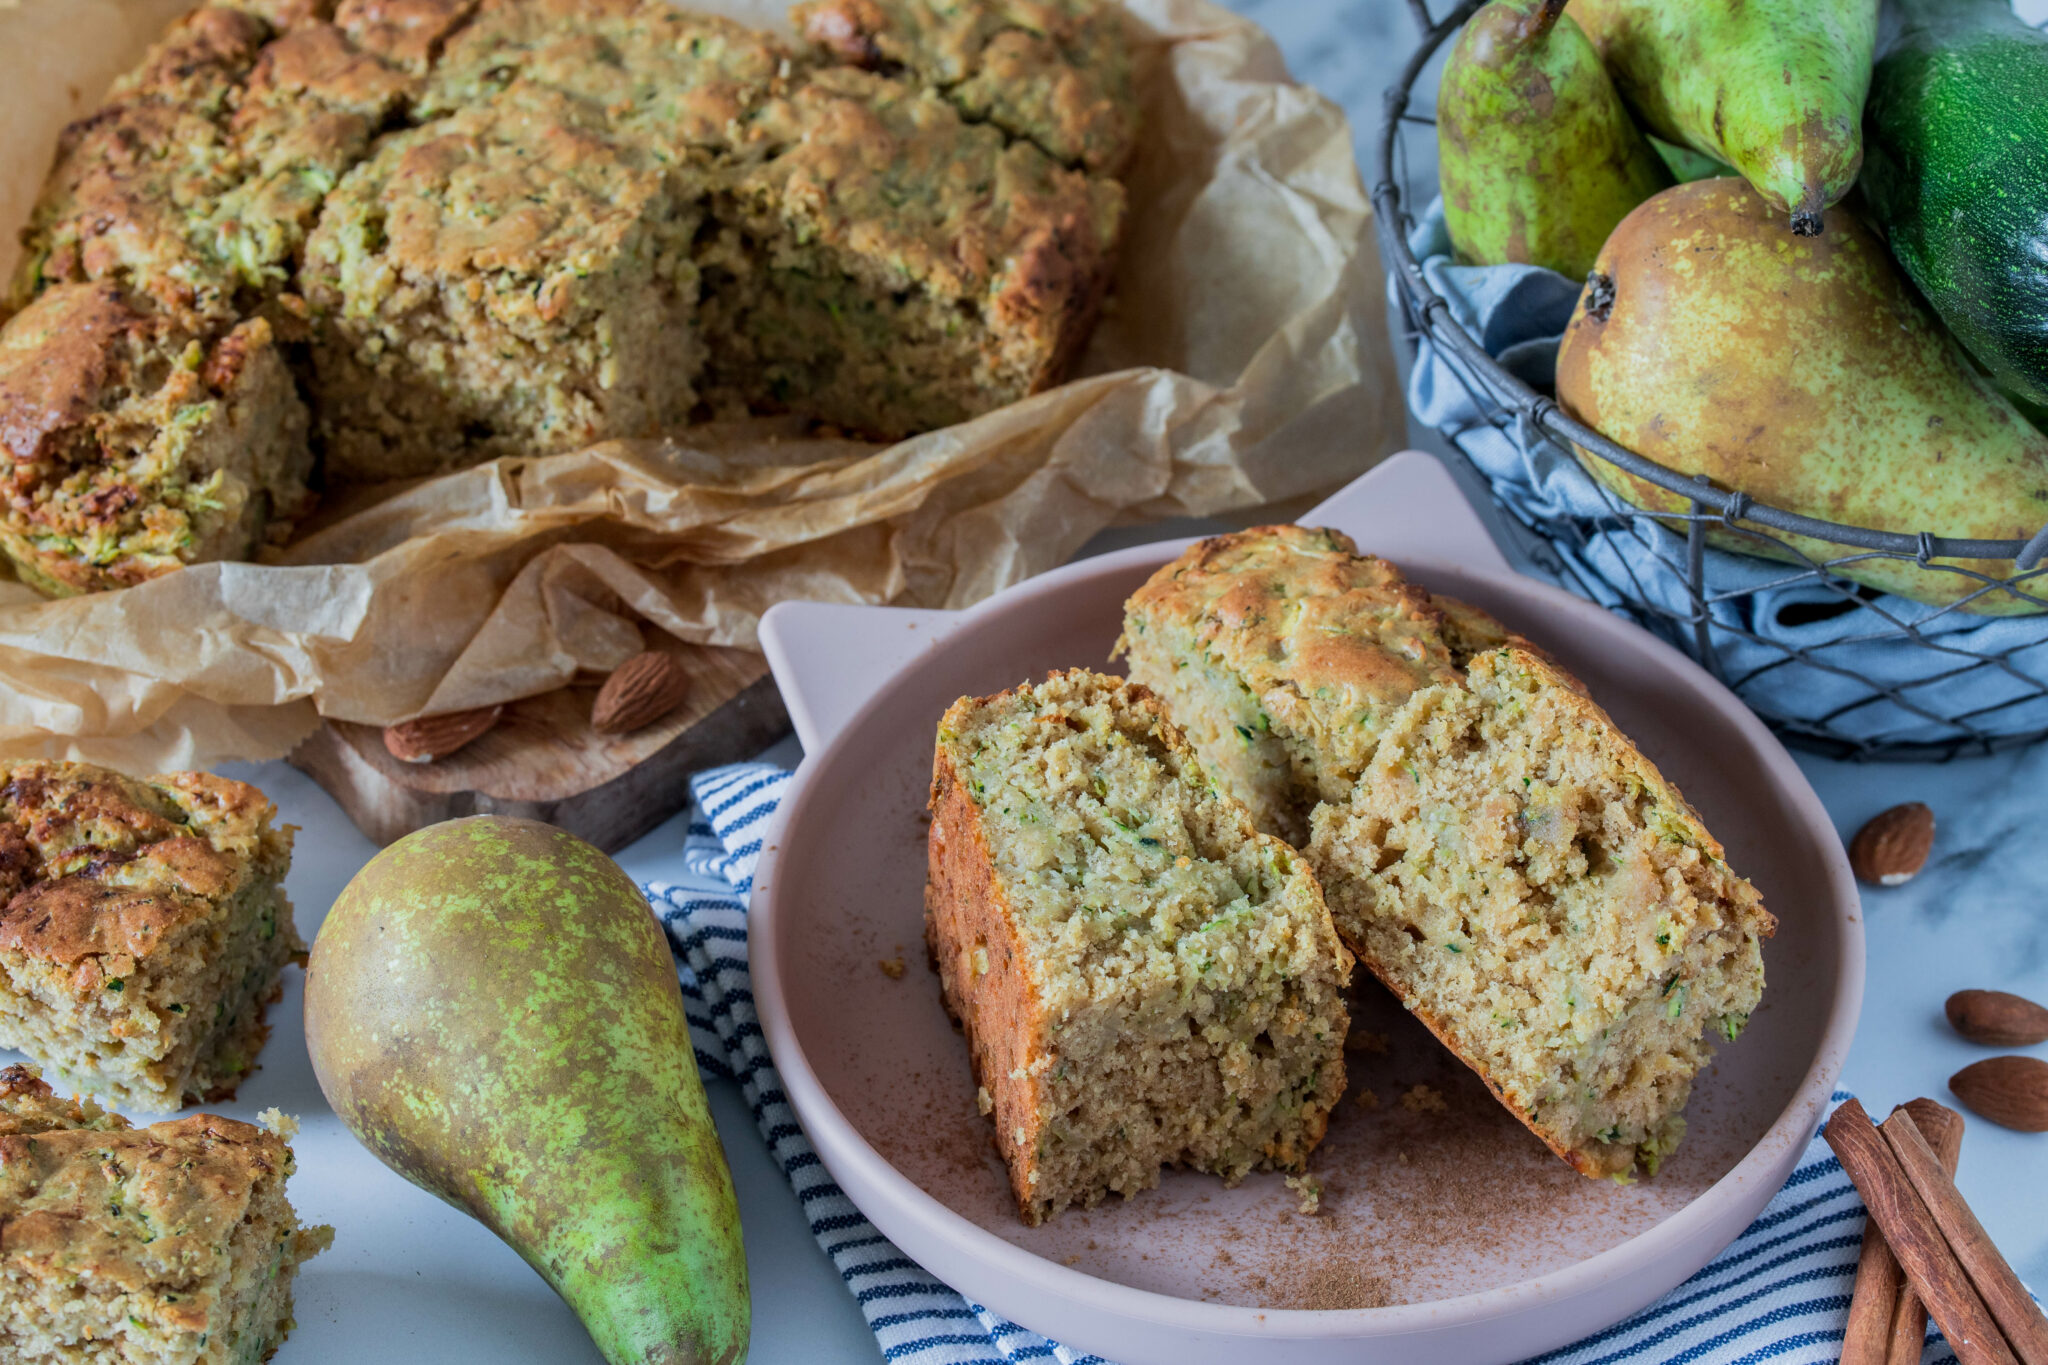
1522, 0, 1570, 42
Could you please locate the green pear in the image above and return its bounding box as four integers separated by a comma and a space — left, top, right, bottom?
1556, 178, 2048, 615
1568, 0, 1877, 233
305, 817, 749, 1365
1439, 0, 1671, 279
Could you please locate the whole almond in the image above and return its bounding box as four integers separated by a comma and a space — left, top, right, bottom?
1947, 989, 2048, 1047
383, 705, 503, 764
592, 651, 690, 735
1847, 802, 1934, 886
1949, 1055, 2048, 1133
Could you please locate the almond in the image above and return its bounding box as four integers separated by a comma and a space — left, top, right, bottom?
1947, 989, 2048, 1048
591, 651, 690, 735
1847, 801, 1934, 886
1949, 1056, 2048, 1133
383, 705, 503, 764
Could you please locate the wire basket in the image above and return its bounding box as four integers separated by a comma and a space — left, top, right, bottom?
1372, 0, 2048, 760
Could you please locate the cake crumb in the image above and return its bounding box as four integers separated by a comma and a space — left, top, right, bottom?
878, 956, 906, 979
976, 1085, 994, 1115
1346, 1029, 1389, 1055
1400, 1084, 1447, 1115
1397, 1150, 1410, 1165
256, 1108, 298, 1139
1063, 1255, 1081, 1267
1354, 1087, 1379, 1110
1285, 1173, 1323, 1216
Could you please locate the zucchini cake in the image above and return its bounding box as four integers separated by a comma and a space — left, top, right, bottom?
0, 762, 303, 1112
927, 669, 1350, 1225
3, 0, 1136, 585
1113, 524, 1469, 846
0, 286, 311, 596
1119, 528, 1774, 1177
0, 1064, 331, 1365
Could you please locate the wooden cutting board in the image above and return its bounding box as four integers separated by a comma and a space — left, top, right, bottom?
289, 642, 789, 853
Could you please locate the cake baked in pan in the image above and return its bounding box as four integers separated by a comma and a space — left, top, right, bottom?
0, 761, 303, 1113
1, 0, 1137, 591
0, 1063, 331, 1365
1118, 527, 1775, 1178
926, 669, 1350, 1225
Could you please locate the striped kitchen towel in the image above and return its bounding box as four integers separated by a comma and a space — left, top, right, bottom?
646, 761, 1954, 1365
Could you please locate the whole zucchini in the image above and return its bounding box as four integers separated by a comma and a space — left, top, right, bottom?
1862, 0, 2048, 411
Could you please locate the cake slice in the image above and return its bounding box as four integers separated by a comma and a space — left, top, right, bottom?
1120, 528, 1773, 1177
0, 285, 312, 597
0, 1064, 332, 1364
1307, 647, 1773, 1176
926, 669, 1350, 1225
0, 762, 303, 1111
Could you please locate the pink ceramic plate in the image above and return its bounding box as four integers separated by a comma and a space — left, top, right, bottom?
752, 452, 1863, 1365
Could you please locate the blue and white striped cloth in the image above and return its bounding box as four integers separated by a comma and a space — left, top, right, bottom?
646, 762, 1955, 1365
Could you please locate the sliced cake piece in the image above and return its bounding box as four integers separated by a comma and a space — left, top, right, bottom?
1115, 525, 1466, 844
698, 62, 1125, 441
1307, 646, 1775, 1177
0, 285, 312, 597
0, 1064, 332, 1364
0, 762, 303, 1111
927, 669, 1350, 1225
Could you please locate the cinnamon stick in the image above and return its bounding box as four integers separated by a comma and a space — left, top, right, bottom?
1846, 1221, 1905, 1365
1882, 1106, 2048, 1365
1887, 1100, 1965, 1365
1825, 1098, 2018, 1365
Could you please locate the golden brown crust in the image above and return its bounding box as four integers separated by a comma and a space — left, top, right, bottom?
0, 1100, 294, 1295
793, 0, 1139, 175
0, 285, 139, 466
926, 744, 1050, 1220
0, 1063, 125, 1136
0, 761, 284, 968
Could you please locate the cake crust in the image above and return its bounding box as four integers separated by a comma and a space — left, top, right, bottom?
0, 762, 302, 1111
0, 1064, 331, 1365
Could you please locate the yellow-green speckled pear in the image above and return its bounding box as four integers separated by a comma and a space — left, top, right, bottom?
305, 817, 749, 1365
1568, 0, 1877, 234
1556, 178, 2048, 615
1438, 0, 1671, 279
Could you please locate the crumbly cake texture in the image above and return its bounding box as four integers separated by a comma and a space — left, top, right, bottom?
1114, 525, 1468, 846
927, 669, 1350, 1226
1309, 648, 1774, 1177
1119, 527, 1774, 1177
0, 1064, 332, 1365
0, 285, 311, 596
0, 762, 303, 1113
3, 0, 1134, 558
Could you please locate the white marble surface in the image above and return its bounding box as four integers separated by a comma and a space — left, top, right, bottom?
6, 4, 2044, 1363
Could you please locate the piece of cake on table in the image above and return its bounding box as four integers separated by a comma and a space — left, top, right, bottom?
0, 1063, 331, 1364
926, 669, 1351, 1225
1119, 527, 1775, 1178
0, 762, 303, 1112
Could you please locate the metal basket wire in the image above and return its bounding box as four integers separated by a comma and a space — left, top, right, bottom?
1371, 0, 2048, 760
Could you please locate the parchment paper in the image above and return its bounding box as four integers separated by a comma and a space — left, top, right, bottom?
0, 0, 1402, 771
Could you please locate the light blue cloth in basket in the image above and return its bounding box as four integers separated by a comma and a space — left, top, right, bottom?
1400, 200, 2048, 748
642, 760, 1958, 1365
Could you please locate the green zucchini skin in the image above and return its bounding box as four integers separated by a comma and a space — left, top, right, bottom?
1862, 0, 2048, 411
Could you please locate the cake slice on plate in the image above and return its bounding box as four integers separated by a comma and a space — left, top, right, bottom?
926, 669, 1351, 1224
1120, 527, 1774, 1177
